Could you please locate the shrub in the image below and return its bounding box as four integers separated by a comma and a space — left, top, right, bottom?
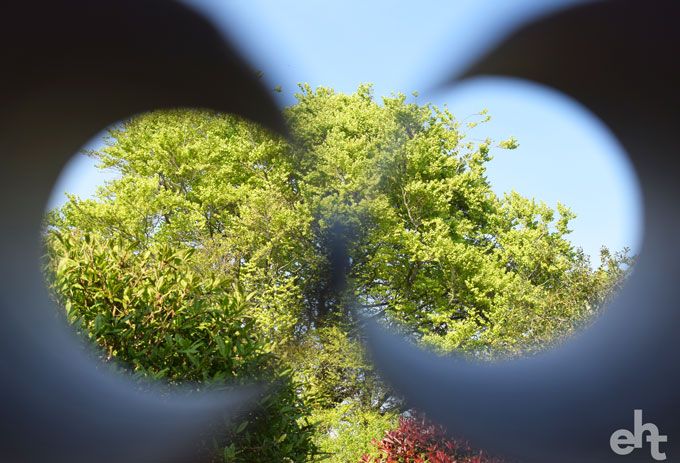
44, 229, 317, 462
360, 414, 503, 463
309, 401, 398, 463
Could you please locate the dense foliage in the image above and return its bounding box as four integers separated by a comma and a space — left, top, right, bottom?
360, 414, 502, 463
44, 230, 317, 462
44, 84, 632, 462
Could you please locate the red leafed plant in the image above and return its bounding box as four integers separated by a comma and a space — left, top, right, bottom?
360, 414, 503, 463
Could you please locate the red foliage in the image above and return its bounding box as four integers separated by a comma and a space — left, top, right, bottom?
360, 414, 503, 463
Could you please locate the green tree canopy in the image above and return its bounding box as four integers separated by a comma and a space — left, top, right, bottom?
45, 84, 632, 462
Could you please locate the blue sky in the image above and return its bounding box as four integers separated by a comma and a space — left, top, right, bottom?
48, 0, 642, 264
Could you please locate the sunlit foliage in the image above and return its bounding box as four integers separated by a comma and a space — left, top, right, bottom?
44, 84, 632, 462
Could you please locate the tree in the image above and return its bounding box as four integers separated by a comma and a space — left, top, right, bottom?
44, 84, 632, 462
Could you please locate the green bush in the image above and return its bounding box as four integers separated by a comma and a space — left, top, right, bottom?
44, 229, 317, 462
310, 402, 398, 463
